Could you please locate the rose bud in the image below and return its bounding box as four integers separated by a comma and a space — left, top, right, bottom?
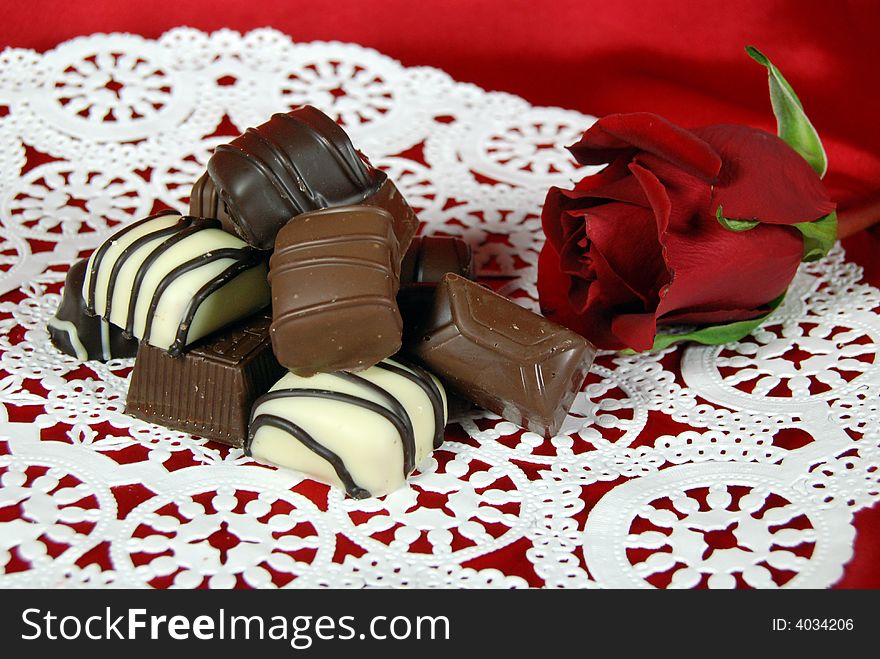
538, 114, 832, 351
538, 114, 836, 351
538, 50, 837, 352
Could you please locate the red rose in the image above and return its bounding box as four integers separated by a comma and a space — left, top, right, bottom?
538, 112, 836, 351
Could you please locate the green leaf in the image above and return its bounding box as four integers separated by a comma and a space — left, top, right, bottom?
715, 205, 759, 232
794, 210, 837, 262
717, 217, 760, 232
623, 292, 786, 353
746, 45, 828, 178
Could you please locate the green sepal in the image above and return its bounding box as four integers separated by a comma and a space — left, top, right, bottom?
746, 45, 828, 178
716, 205, 759, 232
794, 210, 837, 262
622, 292, 786, 354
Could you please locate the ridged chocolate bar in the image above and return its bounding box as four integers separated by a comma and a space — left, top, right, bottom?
407, 274, 595, 437
188, 171, 235, 235
247, 357, 447, 499
48, 259, 139, 362
126, 313, 284, 447
268, 205, 402, 375
207, 105, 418, 252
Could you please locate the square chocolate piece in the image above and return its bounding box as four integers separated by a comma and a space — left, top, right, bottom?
125, 313, 284, 447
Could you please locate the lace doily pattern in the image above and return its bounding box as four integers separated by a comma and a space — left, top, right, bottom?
1, 29, 877, 589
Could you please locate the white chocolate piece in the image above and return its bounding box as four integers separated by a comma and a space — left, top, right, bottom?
248, 358, 447, 498
83, 212, 270, 354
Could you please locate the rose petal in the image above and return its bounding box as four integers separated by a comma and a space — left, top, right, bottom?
569, 113, 722, 180
610, 313, 659, 352
538, 244, 615, 347
631, 153, 714, 234
583, 201, 668, 305
572, 157, 632, 192
538, 239, 647, 351
693, 124, 836, 225
656, 218, 803, 318
538, 242, 574, 315
541, 186, 570, 249
628, 162, 672, 239
584, 245, 652, 349
558, 215, 588, 277
659, 306, 766, 325
578, 172, 649, 207
546, 159, 649, 212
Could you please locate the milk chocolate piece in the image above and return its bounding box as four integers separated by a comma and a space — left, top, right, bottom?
207, 105, 418, 251
126, 313, 284, 447
48, 259, 139, 361
188, 171, 235, 235
247, 357, 447, 498
408, 274, 595, 437
400, 236, 473, 287
83, 211, 270, 356
269, 206, 402, 375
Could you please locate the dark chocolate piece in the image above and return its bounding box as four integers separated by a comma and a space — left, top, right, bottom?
360, 176, 419, 265
407, 273, 595, 437
246, 357, 447, 499
48, 259, 139, 361
207, 105, 418, 251
188, 171, 236, 235
125, 312, 284, 448
397, 284, 437, 347
397, 236, 474, 345
399, 236, 473, 287
268, 205, 402, 375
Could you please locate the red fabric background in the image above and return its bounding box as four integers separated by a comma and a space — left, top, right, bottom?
2, 0, 878, 587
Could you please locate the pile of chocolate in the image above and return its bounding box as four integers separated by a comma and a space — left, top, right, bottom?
48, 106, 596, 499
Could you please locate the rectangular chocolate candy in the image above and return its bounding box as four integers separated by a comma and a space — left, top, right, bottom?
126, 313, 284, 448
269, 205, 402, 376
246, 357, 447, 499
189, 171, 236, 235
407, 273, 595, 437
83, 211, 270, 356
207, 105, 418, 253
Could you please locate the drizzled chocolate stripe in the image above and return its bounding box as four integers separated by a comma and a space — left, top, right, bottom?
102, 215, 191, 320
272, 233, 394, 253
247, 414, 370, 499
250, 388, 414, 478
273, 111, 373, 191
85, 209, 178, 315
123, 217, 222, 336
212, 142, 312, 231
167, 250, 263, 357
245, 126, 317, 210
334, 371, 416, 474
270, 255, 393, 276
141, 246, 259, 345
379, 359, 446, 449
272, 296, 402, 325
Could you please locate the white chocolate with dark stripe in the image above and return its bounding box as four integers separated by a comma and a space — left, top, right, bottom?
247, 358, 447, 498
83, 212, 270, 354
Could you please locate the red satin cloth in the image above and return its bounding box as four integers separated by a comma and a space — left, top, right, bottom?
3, 0, 878, 588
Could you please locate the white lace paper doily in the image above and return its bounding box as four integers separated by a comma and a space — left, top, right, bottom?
0, 29, 878, 589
